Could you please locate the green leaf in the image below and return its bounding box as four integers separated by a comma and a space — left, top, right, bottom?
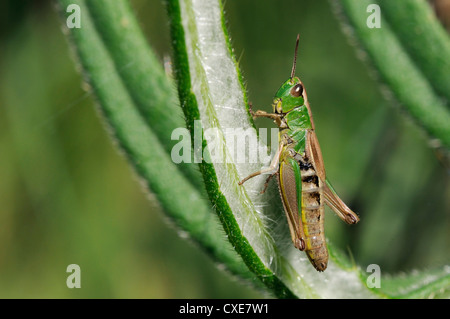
373, 267, 450, 299
56, 0, 254, 283
333, 0, 450, 149
377, 0, 450, 103
165, 0, 295, 298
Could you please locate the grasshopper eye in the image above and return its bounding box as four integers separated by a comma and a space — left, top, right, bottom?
290, 83, 303, 97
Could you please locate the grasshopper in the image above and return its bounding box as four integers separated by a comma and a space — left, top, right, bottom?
239, 35, 359, 272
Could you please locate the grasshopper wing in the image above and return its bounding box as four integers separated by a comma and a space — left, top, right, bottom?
278, 157, 306, 251
305, 130, 326, 182
305, 128, 359, 225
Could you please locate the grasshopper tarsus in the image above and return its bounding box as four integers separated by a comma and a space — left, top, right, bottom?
260, 172, 277, 194
248, 101, 256, 118
294, 238, 306, 251
346, 214, 359, 224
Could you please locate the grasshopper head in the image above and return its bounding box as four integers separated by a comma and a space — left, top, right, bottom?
272, 35, 306, 114
272, 76, 305, 114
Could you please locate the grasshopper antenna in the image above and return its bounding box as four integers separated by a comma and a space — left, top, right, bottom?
290, 34, 300, 79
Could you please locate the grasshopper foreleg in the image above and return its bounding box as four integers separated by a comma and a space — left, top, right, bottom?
248, 102, 286, 128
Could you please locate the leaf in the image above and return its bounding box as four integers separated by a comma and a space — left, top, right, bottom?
373, 267, 450, 299
333, 0, 450, 149
377, 0, 450, 103
56, 0, 254, 283
165, 0, 295, 298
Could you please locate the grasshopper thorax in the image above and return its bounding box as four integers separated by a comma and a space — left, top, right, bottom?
272, 76, 305, 114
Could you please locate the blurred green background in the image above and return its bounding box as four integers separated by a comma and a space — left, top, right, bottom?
0, 0, 448, 298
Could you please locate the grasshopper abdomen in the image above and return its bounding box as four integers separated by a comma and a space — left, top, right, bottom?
298, 155, 328, 271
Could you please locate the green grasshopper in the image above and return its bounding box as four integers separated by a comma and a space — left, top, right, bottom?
239, 35, 359, 272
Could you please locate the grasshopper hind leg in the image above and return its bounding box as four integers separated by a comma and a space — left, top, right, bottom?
238, 141, 284, 188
